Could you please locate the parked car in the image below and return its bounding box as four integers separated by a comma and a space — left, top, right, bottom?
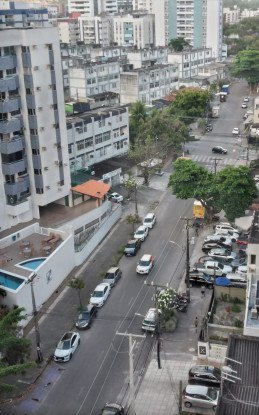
107, 192, 123, 203
101, 403, 125, 415
143, 212, 156, 229
193, 260, 232, 276
202, 241, 227, 253
204, 235, 232, 248
103, 267, 122, 287
189, 272, 214, 287
212, 146, 227, 154
182, 385, 219, 411
189, 365, 221, 386
124, 239, 141, 256
141, 308, 160, 333
236, 265, 247, 274
215, 231, 239, 242
134, 225, 149, 242
244, 97, 249, 102
75, 305, 97, 330
90, 283, 111, 307
225, 273, 247, 286
208, 249, 237, 261
241, 102, 247, 108
215, 224, 240, 235
54, 332, 80, 362
230, 257, 247, 270
232, 127, 240, 136
136, 254, 155, 275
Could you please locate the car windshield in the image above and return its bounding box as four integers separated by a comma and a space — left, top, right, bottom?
144, 218, 152, 222
139, 260, 150, 267
102, 408, 119, 415
126, 242, 135, 248
213, 368, 221, 379
218, 263, 223, 269
207, 389, 218, 400
104, 272, 114, 279
78, 312, 90, 321
136, 229, 144, 235
143, 319, 155, 325
57, 339, 71, 350
92, 290, 103, 297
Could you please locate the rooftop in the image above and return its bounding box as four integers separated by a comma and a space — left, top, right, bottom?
72, 180, 110, 199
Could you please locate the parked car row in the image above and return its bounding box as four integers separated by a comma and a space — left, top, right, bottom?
182, 365, 221, 412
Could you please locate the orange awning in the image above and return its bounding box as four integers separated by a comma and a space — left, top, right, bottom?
71, 180, 111, 199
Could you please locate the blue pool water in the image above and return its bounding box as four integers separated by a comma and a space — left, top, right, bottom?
18, 258, 46, 270
0, 272, 24, 290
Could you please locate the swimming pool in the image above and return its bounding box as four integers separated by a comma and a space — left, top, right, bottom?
17, 257, 47, 270
0, 271, 25, 290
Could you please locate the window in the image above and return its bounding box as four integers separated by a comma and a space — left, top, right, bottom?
34, 169, 42, 175
251, 254, 256, 265
95, 134, 102, 144
68, 144, 73, 154
103, 131, 110, 141
36, 188, 44, 194
30, 129, 38, 135
85, 137, 93, 148
28, 108, 36, 115
32, 149, 40, 155
77, 140, 84, 151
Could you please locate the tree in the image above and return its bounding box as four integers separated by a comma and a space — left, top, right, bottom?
232, 50, 259, 91
213, 166, 257, 221
168, 37, 190, 52
126, 213, 141, 234
129, 101, 147, 144
123, 174, 136, 199
169, 160, 257, 221
68, 277, 85, 309
0, 308, 35, 392
170, 89, 212, 123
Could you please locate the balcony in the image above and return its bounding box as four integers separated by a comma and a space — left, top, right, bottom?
0, 75, 19, 93
0, 115, 23, 134
6, 198, 30, 216
0, 136, 24, 154
2, 158, 26, 175
0, 55, 17, 71
28, 115, 38, 129
26, 94, 36, 108
24, 74, 34, 89
22, 52, 32, 68
4, 175, 30, 196
0, 96, 21, 113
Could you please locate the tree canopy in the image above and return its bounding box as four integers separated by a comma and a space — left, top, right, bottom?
169, 159, 257, 221
231, 49, 259, 90
129, 101, 147, 144
168, 37, 190, 52
170, 89, 212, 123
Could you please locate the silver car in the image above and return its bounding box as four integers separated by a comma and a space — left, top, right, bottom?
182, 384, 219, 411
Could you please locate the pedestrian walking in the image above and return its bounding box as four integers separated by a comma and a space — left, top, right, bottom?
201, 284, 206, 298
194, 316, 199, 333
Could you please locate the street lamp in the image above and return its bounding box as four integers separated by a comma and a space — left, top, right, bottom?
26, 273, 43, 363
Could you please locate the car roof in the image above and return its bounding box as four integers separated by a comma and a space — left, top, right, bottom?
145, 308, 156, 319
106, 267, 119, 273
145, 213, 155, 219
141, 254, 152, 261
62, 331, 77, 340
95, 283, 110, 290
190, 365, 218, 374
127, 239, 138, 244
185, 384, 209, 393
136, 225, 146, 231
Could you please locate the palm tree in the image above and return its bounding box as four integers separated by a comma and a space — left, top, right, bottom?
68, 277, 85, 309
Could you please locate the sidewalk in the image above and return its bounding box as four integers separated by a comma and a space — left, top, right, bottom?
135, 225, 215, 415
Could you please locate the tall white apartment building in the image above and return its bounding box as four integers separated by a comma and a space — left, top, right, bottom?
58, 18, 80, 45
68, 0, 98, 16
97, 0, 118, 14
78, 14, 114, 46
168, 48, 213, 79
127, 48, 168, 69
69, 60, 120, 99
0, 28, 70, 231
113, 11, 155, 48
0, 1, 50, 28
223, 7, 240, 25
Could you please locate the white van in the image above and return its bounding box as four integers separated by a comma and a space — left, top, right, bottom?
215, 224, 240, 235
141, 308, 159, 333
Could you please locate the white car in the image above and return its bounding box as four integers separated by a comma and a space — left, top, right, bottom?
244, 97, 249, 102
215, 231, 239, 242
54, 331, 80, 362
215, 224, 240, 235
241, 103, 247, 108
232, 127, 240, 136
134, 225, 149, 241
143, 212, 156, 229
90, 282, 111, 307
136, 254, 155, 275
204, 234, 232, 246
108, 192, 123, 203
208, 249, 237, 261
237, 265, 247, 274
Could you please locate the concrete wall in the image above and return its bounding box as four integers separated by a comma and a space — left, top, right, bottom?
214, 285, 246, 302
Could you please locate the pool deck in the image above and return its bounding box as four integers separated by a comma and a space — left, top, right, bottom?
0, 232, 62, 280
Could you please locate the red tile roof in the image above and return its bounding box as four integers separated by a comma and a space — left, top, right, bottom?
71, 180, 111, 199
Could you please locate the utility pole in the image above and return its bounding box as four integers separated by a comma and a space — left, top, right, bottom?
145, 281, 169, 369
116, 332, 145, 415
27, 273, 43, 363
210, 157, 221, 174
134, 181, 138, 218
180, 217, 192, 303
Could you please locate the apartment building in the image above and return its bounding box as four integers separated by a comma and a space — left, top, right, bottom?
0, 1, 50, 28
127, 47, 168, 69
67, 106, 129, 172
68, 0, 98, 16
78, 14, 114, 46
58, 18, 80, 45
223, 6, 240, 25
113, 11, 155, 48
167, 48, 213, 79
69, 59, 120, 99
0, 28, 70, 231
120, 63, 179, 105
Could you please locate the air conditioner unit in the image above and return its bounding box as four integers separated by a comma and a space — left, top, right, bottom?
34, 66, 39, 70
38, 107, 43, 111
55, 161, 60, 165
36, 86, 41, 91
46, 185, 50, 189
42, 146, 47, 151
251, 308, 258, 319
40, 127, 45, 131
44, 167, 49, 170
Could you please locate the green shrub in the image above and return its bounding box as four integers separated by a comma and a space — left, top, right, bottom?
231, 304, 241, 313
234, 319, 243, 328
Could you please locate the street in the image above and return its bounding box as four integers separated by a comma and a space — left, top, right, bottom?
3, 81, 251, 415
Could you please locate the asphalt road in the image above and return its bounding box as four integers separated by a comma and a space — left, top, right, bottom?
4, 81, 249, 415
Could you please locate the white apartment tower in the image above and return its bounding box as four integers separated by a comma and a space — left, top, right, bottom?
68, 0, 98, 16
0, 28, 70, 230
113, 11, 155, 48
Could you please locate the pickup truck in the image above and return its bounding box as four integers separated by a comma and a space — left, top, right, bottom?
192, 260, 232, 277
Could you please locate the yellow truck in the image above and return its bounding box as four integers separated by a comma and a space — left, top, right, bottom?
193, 200, 205, 219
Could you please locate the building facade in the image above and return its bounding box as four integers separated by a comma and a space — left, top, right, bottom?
223, 6, 240, 25
58, 18, 80, 45
0, 28, 70, 231
67, 106, 129, 171
68, 0, 98, 16
113, 11, 155, 48
78, 14, 114, 46
0, 1, 50, 28
167, 48, 213, 79
120, 63, 179, 105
